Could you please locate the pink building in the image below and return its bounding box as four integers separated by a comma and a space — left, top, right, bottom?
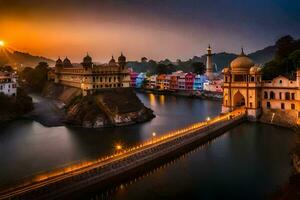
185, 73, 195, 91
129, 68, 138, 88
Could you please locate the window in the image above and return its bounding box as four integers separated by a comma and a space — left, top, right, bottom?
279, 92, 282, 100
264, 91, 268, 99
281, 103, 285, 109
291, 104, 295, 110
285, 92, 290, 100
267, 102, 271, 109
250, 102, 253, 108
279, 80, 282, 84
291, 93, 295, 100
270, 91, 275, 99
251, 77, 255, 82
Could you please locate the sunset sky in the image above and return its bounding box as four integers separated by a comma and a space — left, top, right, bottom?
0, 0, 300, 62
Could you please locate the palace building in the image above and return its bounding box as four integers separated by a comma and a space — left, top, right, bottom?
222, 48, 300, 122
54, 53, 130, 96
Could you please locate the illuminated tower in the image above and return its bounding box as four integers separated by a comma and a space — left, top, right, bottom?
205, 44, 214, 80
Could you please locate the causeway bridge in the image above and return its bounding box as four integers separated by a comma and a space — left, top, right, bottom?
0, 108, 247, 200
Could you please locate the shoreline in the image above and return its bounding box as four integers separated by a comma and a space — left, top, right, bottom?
135, 88, 223, 101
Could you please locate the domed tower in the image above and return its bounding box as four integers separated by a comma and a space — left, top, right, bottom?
118, 52, 126, 69
55, 57, 63, 68
63, 57, 73, 67
82, 53, 93, 67
54, 57, 63, 83
109, 55, 116, 66
222, 48, 261, 120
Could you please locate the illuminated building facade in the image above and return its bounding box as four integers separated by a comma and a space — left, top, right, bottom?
222, 49, 300, 121
54, 53, 130, 96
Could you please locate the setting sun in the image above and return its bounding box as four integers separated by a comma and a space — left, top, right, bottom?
0, 40, 4, 47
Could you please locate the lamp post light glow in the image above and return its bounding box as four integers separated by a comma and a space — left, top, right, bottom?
206, 117, 210, 121
0, 40, 4, 47
115, 144, 122, 153
152, 132, 156, 143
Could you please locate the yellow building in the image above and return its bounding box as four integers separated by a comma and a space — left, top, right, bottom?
222, 49, 300, 122
54, 53, 130, 96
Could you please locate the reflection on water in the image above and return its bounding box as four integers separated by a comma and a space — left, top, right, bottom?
0, 93, 221, 187
0, 93, 295, 200
85, 123, 295, 200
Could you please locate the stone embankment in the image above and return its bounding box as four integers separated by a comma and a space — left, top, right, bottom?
259, 109, 300, 130
39, 82, 155, 128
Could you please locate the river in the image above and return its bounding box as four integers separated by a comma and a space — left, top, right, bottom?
0, 93, 296, 199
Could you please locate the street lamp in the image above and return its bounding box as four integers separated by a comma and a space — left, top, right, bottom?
152, 132, 156, 143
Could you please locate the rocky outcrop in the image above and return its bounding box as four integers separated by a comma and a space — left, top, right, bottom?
42, 82, 155, 128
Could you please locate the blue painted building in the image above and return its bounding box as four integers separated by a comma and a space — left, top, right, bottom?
193, 74, 207, 91
136, 73, 147, 88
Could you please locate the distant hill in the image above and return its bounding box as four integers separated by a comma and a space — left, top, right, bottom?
0, 49, 55, 69
128, 45, 276, 73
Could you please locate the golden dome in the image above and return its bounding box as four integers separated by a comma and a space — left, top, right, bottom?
230, 49, 254, 73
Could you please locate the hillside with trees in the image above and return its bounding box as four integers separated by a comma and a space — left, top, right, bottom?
127, 45, 276, 74
262, 35, 300, 80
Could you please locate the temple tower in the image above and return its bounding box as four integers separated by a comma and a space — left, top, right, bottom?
205, 45, 214, 80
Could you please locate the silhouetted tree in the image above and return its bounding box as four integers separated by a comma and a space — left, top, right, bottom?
192, 62, 206, 75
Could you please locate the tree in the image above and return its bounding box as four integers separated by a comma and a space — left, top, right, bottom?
0, 65, 14, 72
288, 50, 300, 67
192, 62, 206, 75
275, 35, 295, 61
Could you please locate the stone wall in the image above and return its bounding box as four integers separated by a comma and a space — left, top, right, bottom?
259, 109, 299, 129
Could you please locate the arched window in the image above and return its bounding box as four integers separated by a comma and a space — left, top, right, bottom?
264, 91, 268, 99
270, 91, 275, 99
281, 103, 285, 110
291, 103, 295, 110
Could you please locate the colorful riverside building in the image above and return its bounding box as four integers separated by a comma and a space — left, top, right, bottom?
0, 72, 17, 96
193, 74, 207, 90
129, 68, 138, 88
222, 48, 300, 122
185, 73, 195, 90
54, 53, 130, 96
136, 73, 146, 88
203, 79, 223, 93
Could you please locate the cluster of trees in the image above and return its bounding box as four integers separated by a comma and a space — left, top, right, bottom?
127, 58, 206, 75
262, 35, 300, 80
0, 88, 33, 117
0, 65, 14, 72
20, 62, 50, 91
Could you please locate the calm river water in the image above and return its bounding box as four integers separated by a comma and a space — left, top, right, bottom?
0, 93, 296, 199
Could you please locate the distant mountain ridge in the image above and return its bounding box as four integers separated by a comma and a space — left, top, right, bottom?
0, 44, 276, 71
127, 45, 277, 73
0, 50, 55, 68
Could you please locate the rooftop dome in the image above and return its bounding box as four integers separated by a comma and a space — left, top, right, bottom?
109, 56, 116, 66
83, 53, 92, 63
63, 57, 72, 67
230, 48, 254, 73
56, 57, 62, 65
118, 52, 126, 62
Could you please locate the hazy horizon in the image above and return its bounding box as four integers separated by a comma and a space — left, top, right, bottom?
1, 0, 300, 62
